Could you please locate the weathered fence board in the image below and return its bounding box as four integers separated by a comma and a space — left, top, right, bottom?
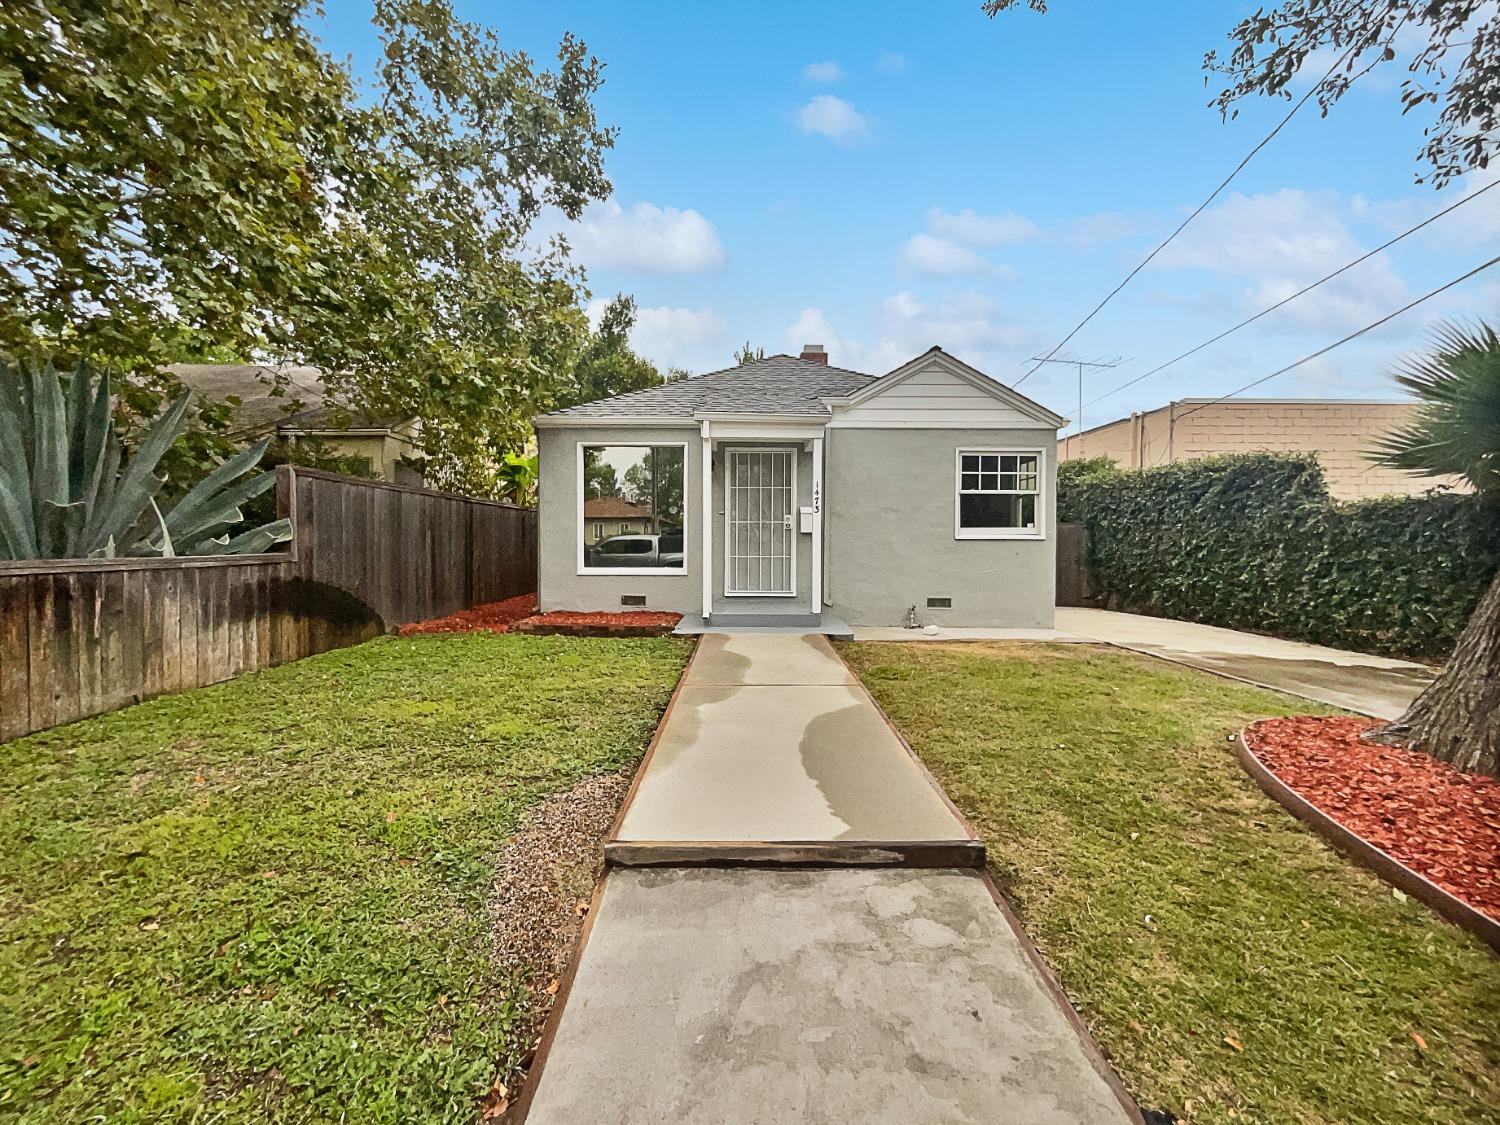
1056, 522, 1094, 608
0, 467, 537, 740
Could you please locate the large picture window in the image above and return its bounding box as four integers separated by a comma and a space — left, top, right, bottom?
955, 450, 1042, 539
579, 444, 686, 571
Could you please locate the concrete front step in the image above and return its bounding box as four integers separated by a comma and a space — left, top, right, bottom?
673, 612, 855, 639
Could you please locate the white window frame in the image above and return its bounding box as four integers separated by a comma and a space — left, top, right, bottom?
576, 441, 689, 576
954, 447, 1046, 541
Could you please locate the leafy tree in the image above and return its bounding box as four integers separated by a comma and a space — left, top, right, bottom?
495, 452, 539, 506
735, 342, 768, 365
1366, 322, 1500, 776
623, 447, 685, 531
981, 1, 1497, 185
582, 449, 621, 500
560, 295, 669, 408
0, 0, 615, 492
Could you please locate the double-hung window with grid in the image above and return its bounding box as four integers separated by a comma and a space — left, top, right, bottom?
956, 450, 1042, 539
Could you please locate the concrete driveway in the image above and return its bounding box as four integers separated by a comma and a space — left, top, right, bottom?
1054, 608, 1433, 719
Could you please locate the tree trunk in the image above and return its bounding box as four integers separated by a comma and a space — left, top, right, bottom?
1365, 567, 1500, 777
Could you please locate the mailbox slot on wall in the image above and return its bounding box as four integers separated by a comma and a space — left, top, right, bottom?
798, 506, 815, 533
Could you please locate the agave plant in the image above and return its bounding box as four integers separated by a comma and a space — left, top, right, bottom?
0, 361, 292, 560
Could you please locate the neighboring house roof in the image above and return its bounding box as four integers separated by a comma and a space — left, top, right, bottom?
168, 364, 412, 436
539, 354, 875, 419
584, 497, 652, 518
534, 347, 1066, 429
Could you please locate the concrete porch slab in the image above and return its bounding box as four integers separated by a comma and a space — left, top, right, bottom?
521, 868, 1139, 1125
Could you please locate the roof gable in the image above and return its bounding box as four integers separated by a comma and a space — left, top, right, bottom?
828, 348, 1067, 430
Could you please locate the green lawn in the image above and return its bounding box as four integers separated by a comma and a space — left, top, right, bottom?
0, 633, 690, 1124
842, 641, 1499, 1125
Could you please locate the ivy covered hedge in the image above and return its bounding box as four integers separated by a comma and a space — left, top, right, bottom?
1058, 453, 1499, 660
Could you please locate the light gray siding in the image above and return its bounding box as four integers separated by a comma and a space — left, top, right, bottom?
823, 428, 1057, 628
536, 424, 701, 614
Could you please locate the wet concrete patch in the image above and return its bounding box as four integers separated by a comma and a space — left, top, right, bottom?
689, 632, 857, 686
615, 685, 965, 844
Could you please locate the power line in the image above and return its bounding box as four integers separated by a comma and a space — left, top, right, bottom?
1082, 177, 1500, 412
1174, 253, 1500, 421
1015, 45, 1355, 388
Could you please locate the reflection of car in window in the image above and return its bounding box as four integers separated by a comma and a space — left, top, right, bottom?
586, 530, 684, 568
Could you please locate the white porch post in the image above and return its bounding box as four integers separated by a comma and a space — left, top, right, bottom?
700, 419, 713, 622
811, 433, 824, 610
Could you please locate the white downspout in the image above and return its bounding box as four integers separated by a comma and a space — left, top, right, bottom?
811, 433, 824, 611
700, 419, 713, 623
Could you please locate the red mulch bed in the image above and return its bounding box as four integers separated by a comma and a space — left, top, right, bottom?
397, 597, 681, 638
397, 593, 537, 636
509, 609, 682, 637
1244, 715, 1500, 921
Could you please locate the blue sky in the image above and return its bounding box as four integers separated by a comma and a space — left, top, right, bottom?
311, 1, 1500, 432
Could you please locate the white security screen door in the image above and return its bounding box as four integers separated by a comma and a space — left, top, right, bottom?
725, 448, 795, 595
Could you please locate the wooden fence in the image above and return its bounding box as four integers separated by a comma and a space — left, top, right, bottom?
1056, 522, 1094, 608
0, 467, 536, 741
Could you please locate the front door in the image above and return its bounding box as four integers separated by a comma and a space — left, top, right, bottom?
724, 448, 795, 596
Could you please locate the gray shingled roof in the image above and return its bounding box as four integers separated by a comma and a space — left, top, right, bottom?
541, 354, 875, 418
168, 364, 409, 434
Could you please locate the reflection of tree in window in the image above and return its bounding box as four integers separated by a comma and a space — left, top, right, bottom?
582, 448, 622, 499
623, 446, 684, 534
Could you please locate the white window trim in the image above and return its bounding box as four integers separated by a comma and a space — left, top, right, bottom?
576, 441, 689, 576
953, 447, 1046, 541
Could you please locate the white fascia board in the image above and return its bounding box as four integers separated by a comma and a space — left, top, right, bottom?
533, 414, 698, 429
828, 418, 1068, 430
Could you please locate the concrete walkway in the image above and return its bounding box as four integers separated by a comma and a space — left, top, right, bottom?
520, 633, 1140, 1125
1054, 608, 1432, 719
610, 633, 980, 866
853, 608, 1432, 719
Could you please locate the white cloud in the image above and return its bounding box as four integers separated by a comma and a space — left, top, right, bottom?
782, 291, 1036, 376
586, 299, 727, 369
1156, 189, 1408, 332
877, 51, 905, 73
925, 207, 1038, 245
794, 95, 873, 146
898, 234, 1002, 276
569, 201, 726, 274
802, 60, 843, 82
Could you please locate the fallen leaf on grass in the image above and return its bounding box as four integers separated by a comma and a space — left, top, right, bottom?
1224, 1035, 1245, 1052
481, 1079, 510, 1120
1411, 1032, 1427, 1051
385, 811, 398, 824
545, 978, 560, 996
437, 994, 448, 1010
573, 900, 589, 917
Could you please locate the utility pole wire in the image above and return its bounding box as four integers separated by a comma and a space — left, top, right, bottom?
1083, 177, 1500, 411
1174, 253, 1500, 422
1014, 45, 1356, 389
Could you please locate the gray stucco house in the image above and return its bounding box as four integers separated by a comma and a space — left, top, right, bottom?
533, 345, 1066, 630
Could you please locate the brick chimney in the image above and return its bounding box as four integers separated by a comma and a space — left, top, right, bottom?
799, 343, 828, 364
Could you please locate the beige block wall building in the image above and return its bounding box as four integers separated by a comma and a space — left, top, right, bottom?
1058, 399, 1466, 500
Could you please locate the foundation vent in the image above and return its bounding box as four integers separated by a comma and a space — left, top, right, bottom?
926, 597, 952, 608
620, 594, 647, 607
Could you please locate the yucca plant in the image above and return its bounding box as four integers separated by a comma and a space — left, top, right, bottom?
0, 361, 292, 560
1366, 321, 1500, 776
